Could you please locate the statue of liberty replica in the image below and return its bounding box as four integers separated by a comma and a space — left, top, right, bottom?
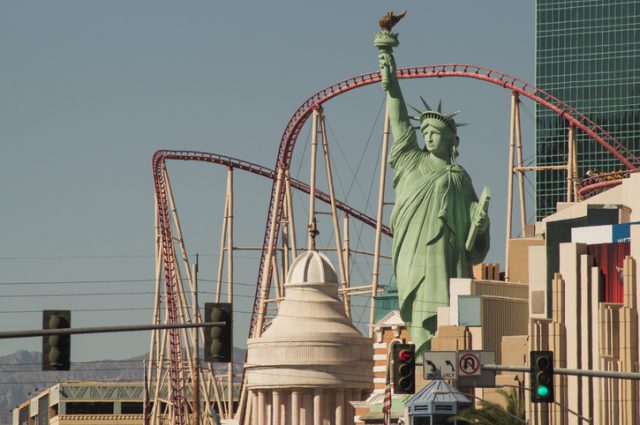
375, 11, 490, 355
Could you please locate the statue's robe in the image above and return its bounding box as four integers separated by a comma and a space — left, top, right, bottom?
389, 126, 489, 355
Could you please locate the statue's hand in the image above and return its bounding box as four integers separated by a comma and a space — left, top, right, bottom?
378, 50, 396, 92
473, 209, 489, 234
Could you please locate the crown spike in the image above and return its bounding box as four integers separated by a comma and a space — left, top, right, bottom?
446, 111, 460, 118
408, 104, 423, 115
419, 96, 432, 111
437, 100, 442, 113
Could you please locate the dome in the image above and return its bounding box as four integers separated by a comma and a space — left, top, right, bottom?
286, 250, 338, 284
246, 251, 374, 389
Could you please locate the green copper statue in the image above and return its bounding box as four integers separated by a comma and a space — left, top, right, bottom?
375, 11, 490, 355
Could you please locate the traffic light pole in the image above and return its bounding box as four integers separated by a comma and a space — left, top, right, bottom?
483, 363, 640, 380
0, 322, 225, 339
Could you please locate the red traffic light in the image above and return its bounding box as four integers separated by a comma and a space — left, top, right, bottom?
399, 350, 413, 362
393, 344, 415, 394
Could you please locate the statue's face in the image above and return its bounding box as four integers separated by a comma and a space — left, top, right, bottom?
421, 120, 454, 158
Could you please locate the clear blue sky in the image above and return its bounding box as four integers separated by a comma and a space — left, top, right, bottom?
0, 1, 535, 362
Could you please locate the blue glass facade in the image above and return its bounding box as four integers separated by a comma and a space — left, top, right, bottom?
536, 0, 640, 219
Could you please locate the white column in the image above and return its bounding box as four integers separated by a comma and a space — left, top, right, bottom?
281, 390, 289, 425
335, 389, 344, 425
303, 392, 313, 425
258, 390, 266, 425
313, 389, 322, 425
267, 391, 273, 425
251, 391, 258, 425
344, 389, 352, 425
273, 390, 281, 425
291, 390, 300, 425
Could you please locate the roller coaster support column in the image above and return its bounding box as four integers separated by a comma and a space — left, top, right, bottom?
505, 92, 526, 281
192, 260, 200, 425
370, 110, 391, 336
255, 166, 285, 336
284, 169, 298, 259
149, 193, 162, 422
224, 167, 235, 419
567, 125, 577, 202
343, 214, 351, 313
215, 189, 228, 303
319, 108, 350, 316
514, 93, 526, 236
308, 108, 320, 250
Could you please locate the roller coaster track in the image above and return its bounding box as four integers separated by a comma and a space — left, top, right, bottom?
252, 64, 640, 340
151, 150, 390, 422
153, 150, 389, 236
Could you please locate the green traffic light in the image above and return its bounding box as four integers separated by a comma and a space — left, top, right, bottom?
537, 385, 550, 398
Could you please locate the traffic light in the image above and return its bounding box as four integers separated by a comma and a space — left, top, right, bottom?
393, 343, 415, 394
204, 303, 232, 363
42, 310, 71, 371
530, 350, 554, 403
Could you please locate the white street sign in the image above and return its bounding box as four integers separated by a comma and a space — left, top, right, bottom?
423, 351, 457, 380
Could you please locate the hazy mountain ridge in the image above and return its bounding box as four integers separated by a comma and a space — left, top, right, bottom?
0, 348, 245, 425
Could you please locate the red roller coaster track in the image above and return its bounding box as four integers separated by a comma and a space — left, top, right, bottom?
153, 150, 390, 236
252, 64, 640, 341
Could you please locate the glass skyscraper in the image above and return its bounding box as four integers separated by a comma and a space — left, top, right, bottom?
536, 0, 640, 220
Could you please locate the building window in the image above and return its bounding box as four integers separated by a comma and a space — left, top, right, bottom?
121, 402, 144, 414
65, 402, 114, 415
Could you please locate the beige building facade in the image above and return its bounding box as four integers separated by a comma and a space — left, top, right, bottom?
524, 173, 640, 424
14, 382, 147, 425
245, 251, 374, 425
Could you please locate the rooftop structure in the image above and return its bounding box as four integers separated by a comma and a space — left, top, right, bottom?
245, 251, 373, 425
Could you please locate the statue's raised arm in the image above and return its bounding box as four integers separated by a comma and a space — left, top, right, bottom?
374, 10, 414, 145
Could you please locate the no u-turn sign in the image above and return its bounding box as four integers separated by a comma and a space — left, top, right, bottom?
456, 350, 496, 388
458, 352, 481, 376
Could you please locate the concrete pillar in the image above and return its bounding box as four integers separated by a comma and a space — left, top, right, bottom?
303, 392, 313, 425
291, 390, 300, 425
243, 391, 253, 425
273, 390, 281, 425
335, 389, 344, 425
258, 390, 266, 425
267, 391, 273, 425
344, 389, 352, 425
251, 391, 258, 425
281, 390, 289, 425
313, 388, 322, 425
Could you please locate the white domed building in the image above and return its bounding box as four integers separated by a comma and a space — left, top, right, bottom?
245, 251, 374, 425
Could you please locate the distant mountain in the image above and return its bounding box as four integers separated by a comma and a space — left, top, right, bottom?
0, 348, 246, 425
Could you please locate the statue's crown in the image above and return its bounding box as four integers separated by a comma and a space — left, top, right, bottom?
409, 97, 466, 134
